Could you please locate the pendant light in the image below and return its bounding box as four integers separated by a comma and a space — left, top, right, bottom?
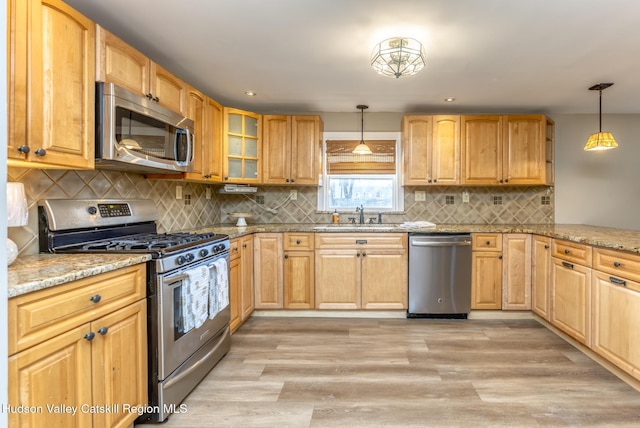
584, 83, 618, 151
352, 104, 372, 155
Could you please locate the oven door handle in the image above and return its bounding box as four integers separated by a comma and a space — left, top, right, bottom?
165, 272, 190, 285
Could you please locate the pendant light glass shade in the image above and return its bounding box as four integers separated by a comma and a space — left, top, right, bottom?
352, 105, 372, 155
584, 132, 618, 151
584, 83, 618, 151
371, 37, 425, 78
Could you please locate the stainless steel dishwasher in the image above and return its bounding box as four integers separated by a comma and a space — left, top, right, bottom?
407, 233, 472, 318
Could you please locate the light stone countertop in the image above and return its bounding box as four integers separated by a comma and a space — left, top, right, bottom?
9, 223, 640, 299
8, 253, 151, 298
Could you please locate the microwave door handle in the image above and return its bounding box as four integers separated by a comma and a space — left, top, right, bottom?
175, 128, 193, 167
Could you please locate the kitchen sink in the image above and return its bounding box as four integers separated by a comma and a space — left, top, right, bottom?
312, 224, 397, 231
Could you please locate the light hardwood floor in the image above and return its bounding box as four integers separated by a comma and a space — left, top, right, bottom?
140, 317, 640, 427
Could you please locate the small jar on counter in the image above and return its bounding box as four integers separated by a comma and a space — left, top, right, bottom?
332, 210, 340, 223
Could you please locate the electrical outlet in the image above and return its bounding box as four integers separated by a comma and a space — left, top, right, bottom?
462, 191, 470, 203
415, 190, 426, 201
206, 188, 211, 200
176, 186, 182, 200
290, 190, 297, 200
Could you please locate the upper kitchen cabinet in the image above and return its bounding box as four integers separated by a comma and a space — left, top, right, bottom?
8, 0, 95, 169
403, 115, 460, 186
96, 25, 188, 115
223, 108, 261, 183
262, 115, 323, 185
461, 114, 553, 186
183, 88, 223, 182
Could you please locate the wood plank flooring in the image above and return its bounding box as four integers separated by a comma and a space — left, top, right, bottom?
139, 317, 640, 427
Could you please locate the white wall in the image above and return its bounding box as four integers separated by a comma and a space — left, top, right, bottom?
553, 114, 640, 231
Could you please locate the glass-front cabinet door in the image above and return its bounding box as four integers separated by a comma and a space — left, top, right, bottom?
223, 108, 261, 183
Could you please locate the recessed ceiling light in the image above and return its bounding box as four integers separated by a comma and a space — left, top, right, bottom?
444, 97, 455, 102
245, 91, 257, 96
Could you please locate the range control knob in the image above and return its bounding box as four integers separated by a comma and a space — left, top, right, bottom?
87, 206, 97, 215
215, 244, 226, 253
185, 253, 195, 262
200, 249, 209, 257
176, 255, 186, 265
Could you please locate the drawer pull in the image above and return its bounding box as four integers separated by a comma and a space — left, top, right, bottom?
498, 255, 503, 260
362, 252, 367, 257
564, 249, 570, 255
485, 240, 491, 245
613, 261, 621, 268
284, 254, 289, 259
89, 294, 102, 303
97, 327, 109, 335
296, 240, 301, 244
609, 277, 627, 287
544, 245, 549, 249
562, 261, 574, 269
356, 253, 361, 257
356, 240, 367, 245
84, 332, 95, 341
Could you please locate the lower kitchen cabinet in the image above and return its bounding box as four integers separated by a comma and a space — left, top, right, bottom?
471, 233, 503, 310
254, 233, 284, 308
284, 233, 315, 309
314, 233, 407, 309
229, 235, 254, 333
8, 264, 147, 428
502, 234, 532, 310
550, 256, 592, 346
592, 270, 640, 381
532, 235, 551, 320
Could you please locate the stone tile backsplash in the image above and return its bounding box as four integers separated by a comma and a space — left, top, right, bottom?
8, 167, 553, 256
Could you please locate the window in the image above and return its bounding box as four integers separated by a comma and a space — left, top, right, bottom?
318, 132, 403, 212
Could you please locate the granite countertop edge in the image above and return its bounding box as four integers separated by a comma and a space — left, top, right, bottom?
9, 223, 640, 298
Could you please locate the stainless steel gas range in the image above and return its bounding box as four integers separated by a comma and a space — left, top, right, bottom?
38, 199, 231, 423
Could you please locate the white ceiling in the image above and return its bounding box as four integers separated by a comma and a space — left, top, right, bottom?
67, 0, 640, 114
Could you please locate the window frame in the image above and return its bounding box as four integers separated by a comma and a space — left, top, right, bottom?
318, 131, 404, 213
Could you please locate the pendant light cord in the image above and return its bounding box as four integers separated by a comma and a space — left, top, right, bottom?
599, 89, 602, 132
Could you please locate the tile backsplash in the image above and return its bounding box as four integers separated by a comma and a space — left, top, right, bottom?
8, 167, 553, 257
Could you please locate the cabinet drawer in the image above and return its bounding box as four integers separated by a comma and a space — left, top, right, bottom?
472, 233, 502, 251
284, 232, 314, 251
315, 233, 407, 250
230, 238, 241, 261
9, 264, 145, 355
593, 247, 640, 284
551, 239, 592, 267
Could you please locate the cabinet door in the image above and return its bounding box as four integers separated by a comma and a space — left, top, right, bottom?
361, 251, 407, 309
262, 115, 291, 184
185, 87, 207, 178
291, 115, 322, 185
461, 115, 502, 185
10, 0, 95, 169
204, 97, 224, 182
502, 234, 532, 310
240, 235, 255, 320
8, 325, 93, 428
253, 233, 284, 308
96, 25, 150, 97
149, 62, 187, 115
532, 235, 551, 320
431, 115, 460, 185
91, 300, 147, 428
471, 252, 503, 309
550, 257, 591, 345
402, 115, 431, 185
229, 257, 242, 333
315, 249, 360, 309
503, 115, 546, 185
592, 271, 640, 381
224, 108, 261, 183
284, 251, 315, 309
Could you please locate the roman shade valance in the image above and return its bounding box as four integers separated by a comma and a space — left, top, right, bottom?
325, 140, 396, 174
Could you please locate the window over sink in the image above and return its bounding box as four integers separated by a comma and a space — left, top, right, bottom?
318, 132, 404, 212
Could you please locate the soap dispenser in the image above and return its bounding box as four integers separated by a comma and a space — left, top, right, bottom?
332, 209, 340, 224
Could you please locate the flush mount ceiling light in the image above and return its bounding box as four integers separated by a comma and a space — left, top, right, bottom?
244, 91, 257, 96
371, 37, 425, 78
352, 104, 372, 155
584, 82, 618, 151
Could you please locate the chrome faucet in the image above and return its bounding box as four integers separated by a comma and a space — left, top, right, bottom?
356, 205, 365, 224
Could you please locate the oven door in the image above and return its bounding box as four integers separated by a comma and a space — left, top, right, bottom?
157, 254, 230, 380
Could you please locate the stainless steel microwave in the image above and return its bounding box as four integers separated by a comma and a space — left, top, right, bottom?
95, 82, 194, 173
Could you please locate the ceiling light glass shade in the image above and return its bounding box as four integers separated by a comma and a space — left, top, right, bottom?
584, 132, 619, 151
352, 141, 373, 155
371, 37, 425, 78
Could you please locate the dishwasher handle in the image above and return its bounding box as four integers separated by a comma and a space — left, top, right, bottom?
410, 239, 471, 247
